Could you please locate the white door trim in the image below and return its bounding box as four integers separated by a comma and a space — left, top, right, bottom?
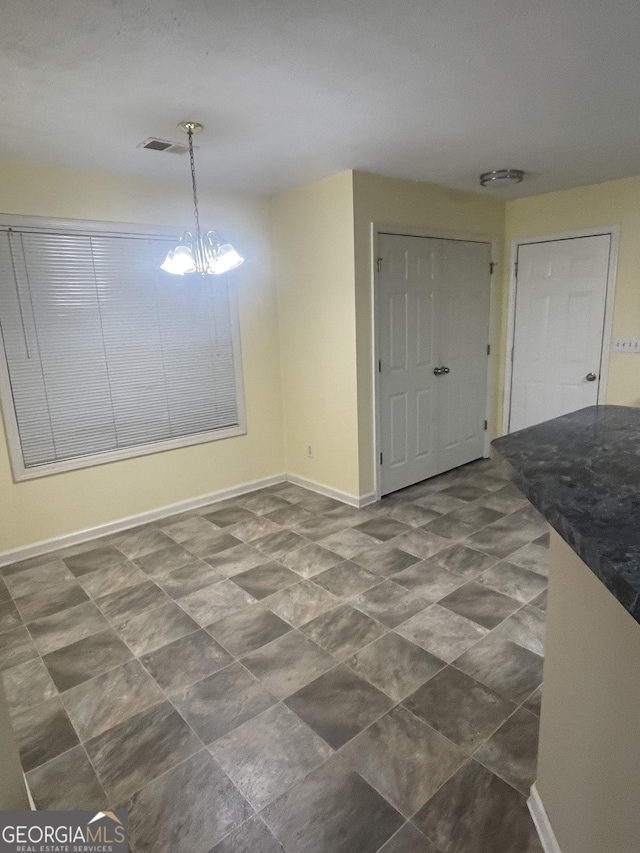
371, 223, 498, 500
502, 226, 619, 436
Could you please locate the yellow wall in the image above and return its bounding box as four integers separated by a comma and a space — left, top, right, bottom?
502, 176, 640, 425
0, 161, 284, 552
271, 172, 360, 496
352, 171, 505, 493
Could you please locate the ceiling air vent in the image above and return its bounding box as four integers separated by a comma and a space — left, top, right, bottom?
138, 137, 192, 155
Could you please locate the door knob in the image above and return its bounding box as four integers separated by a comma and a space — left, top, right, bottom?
442, 366, 450, 374
586, 372, 597, 382
433, 367, 444, 375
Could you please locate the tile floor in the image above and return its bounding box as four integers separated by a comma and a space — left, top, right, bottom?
1, 458, 549, 853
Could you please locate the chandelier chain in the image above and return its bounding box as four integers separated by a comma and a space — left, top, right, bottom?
188, 127, 202, 241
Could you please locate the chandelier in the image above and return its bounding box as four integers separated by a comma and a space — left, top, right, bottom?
161, 121, 244, 276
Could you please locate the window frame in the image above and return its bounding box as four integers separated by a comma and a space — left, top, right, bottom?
0, 214, 247, 481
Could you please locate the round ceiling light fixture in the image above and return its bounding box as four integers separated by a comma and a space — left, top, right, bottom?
479, 169, 525, 187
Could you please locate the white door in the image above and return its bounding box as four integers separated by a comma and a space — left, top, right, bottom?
377, 234, 491, 495
509, 235, 610, 433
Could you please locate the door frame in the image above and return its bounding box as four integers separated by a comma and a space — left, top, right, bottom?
371, 223, 498, 500
501, 226, 620, 436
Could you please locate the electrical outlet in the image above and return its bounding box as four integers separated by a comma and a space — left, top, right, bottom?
307, 445, 314, 458
612, 338, 640, 353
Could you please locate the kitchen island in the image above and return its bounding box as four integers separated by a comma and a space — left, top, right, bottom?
493, 405, 640, 853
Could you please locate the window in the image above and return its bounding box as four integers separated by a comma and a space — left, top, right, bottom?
0, 219, 246, 480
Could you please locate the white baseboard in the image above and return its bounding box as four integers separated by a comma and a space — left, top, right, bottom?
0, 473, 287, 568
0, 473, 378, 567
286, 474, 375, 508
528, 784, 562, 853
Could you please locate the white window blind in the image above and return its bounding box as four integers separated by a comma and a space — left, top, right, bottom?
0, 224, 245, 478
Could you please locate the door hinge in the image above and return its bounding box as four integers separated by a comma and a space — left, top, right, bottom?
376, 257, 383, 273
484, 420, 488, 430
487, 344, 491, 356
489, 262, 496, 275
378, 359, 382, 372
379, 452, 383, 464
514, 261, 519, 277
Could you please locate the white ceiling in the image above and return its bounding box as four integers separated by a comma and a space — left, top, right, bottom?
2, 0, 640, 198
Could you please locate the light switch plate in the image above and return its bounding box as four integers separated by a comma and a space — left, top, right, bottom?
612, 338, 640, 353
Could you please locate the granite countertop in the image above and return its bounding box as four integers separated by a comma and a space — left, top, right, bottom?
492, 405, 640, 624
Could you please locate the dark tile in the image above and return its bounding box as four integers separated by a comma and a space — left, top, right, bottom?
255, 529, 309, 559
491, 605, 546, 656
155, 560, 224, 598
61, 658, 163, 740
178, 579, 256, 626
109, 525, 176, 559
126, 749, 252, 853
264, 581, 340, 627
205, 506, 258, 527
354, 517, 413, 541
78, 560, 148, 599
3, 559, 73, 599
351, 581, 431, 628
506, 542, 549, 577
439, 582, 521, 630
425, 543, 496, 581
416, 492, 468, 515
353, 545, 421, 578
64, 546, 131, 577
232, 562, 299, 599
96, 579, 169, 623
480, 484, 528, 515
12, 696, 79, 771
237, 491, 292, 515
403, 666, 516, 752
465, 507, 549, 560
396, 604, 488, 662
313, 561, 382, 597
261, 755, 403, 853
0, 575, 10, 602
281, 544, 343, 579
43, 627, 134, 691
28, 601, 110, 655
413, 759, 543, 853
454, 635, 543, 704
474, 706, 539, 795
230, 515, 283, 542
342, 706, 466, 816
26, 745, 107, 810
172, 662, 277, 743
141, 629, 233, 694
392, 529, 450, 560
203, 543, 267, 577
210, 816, 285, 853
181, 529, 243, 559
116, 601, 198, 656
523, 686, 543, 717
14, 582, 89, 622
534, 532, 550, 549
477, 561, 547, 605
267, 504, 314, 527
376, 823, 440, 853
384, 503, 442, 528
2, 657, 57, 714
206, 604, 292, 657
320, 528, 382, 559
296, 493, 344, 514
346, 633, 445, 701
301, 604, 387, 659
0, 599, 22, 634
210, 703, 333, 809
85, 700, 201, 803
134, 543, 195, 576
392, 561, 464, 602
293, 514, 350, 542
0, 626, 38, 671
426, 505, 504, 541
156, 513, 218, 544
324, 505, 378, 524
440, 484, 490, 502
531, 588, 548, 612
241, 631, 335, 699
285, 665, 393, 749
